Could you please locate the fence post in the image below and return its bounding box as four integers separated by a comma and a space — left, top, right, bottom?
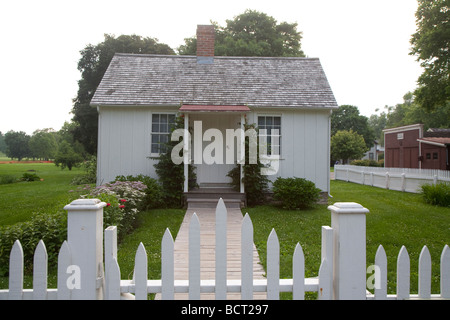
328, 202, 369, 300
64, 198, 106, 300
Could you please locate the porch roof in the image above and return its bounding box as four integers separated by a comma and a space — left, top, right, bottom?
418, 137, 450, 147
179, 105, 250, 112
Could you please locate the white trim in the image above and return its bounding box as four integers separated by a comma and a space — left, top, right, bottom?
417, 139, 447, 147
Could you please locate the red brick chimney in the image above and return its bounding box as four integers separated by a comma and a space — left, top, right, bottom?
196, 25, 215, 64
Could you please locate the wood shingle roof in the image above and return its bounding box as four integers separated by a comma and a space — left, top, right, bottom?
91, 53, 338, 109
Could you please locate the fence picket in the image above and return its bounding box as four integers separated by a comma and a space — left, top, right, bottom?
397, 246, 410, 300
57, 241, 72, 300
107, 257, 121, 300
292, 243, 304, 300
267, 229, 279, 300
241, 213, 253, 300
374, 245, 387, 300
134, 243, 148, 300
418, 246, 431, 299
441, 245, 450, 298
318, 258, 331, 300
189, 213, 201, 300
33, 240, 48, 300
162, 228, 174, 300
215, 198, 227, 300
9, 240, 24, 300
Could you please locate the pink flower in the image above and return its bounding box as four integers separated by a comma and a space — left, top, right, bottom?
120, 199, 127, 203
119, 205, 125, 209
106, 203, 111, 207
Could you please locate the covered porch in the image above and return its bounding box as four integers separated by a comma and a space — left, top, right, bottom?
179, 105, 250, 199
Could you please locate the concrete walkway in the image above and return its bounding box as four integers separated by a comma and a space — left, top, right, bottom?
155, 206, 266, 300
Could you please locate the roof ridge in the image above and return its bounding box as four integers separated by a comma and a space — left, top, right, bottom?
113, 53, 319, 60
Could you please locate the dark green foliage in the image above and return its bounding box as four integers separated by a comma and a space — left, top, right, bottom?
54, 141, 83, 170
152, 115, 197, 208
0, 211, 67, 276
0, 175, 17, 185
179, 10, 304, 57
21, 172, 41, 182
420, 182, 450, 207
272, 177, 321, 210
350, 159, 382, 167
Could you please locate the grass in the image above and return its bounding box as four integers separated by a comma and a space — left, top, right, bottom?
0, 163, 448, 298
247, 180, 450, 296
0, 163, 83, 225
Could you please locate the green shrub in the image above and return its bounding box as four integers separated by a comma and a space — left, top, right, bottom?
0, 210, 67, 276
350, 159, 381, 167
420, 182, 450, 207
272, 177, 321, 210
21, 172, 41, 182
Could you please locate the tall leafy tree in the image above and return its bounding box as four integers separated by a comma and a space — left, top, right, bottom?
331, 105, 376, 149
29, 128, 58, 160
410, 0, 450, 111
4, 131, 30, 161
331, 130, 368, 164
178, 10, 305, 57
72, 34, 175, 154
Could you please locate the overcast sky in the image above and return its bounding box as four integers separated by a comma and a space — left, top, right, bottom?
0, 0, 422, 135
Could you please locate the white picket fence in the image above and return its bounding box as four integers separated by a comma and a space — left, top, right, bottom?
0, 198, 449, 300
335, 165, 450, 193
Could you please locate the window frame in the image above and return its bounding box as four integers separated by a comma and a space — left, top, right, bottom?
150, 112, 177, 156
257, 115, 282, 157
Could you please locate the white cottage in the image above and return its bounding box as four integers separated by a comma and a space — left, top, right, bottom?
91, 25, 338, 199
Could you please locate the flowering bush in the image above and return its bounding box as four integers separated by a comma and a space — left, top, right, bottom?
74, 180, 147, 238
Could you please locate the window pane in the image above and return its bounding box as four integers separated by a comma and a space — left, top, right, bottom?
152, 135, 159, 144
152, 123, 159, 133
151, 144, 159, 154
258, 117, 265, 126
266, 117, 273, 126
160, 114, 168, 123
152, 114, 159, 123
274, 117, 281, 126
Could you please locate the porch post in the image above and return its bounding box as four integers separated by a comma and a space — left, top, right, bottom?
240, 114, 245, 193
184, 113, 189, 193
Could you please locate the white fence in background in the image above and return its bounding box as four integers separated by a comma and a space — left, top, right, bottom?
335, 165, 450, 193
0, 198, 449, 300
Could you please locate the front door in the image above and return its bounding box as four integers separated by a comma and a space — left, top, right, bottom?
190, 114, 239, 185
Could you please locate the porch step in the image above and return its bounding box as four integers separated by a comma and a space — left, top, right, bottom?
186, 198, 243, 209
185, 186, 246, 208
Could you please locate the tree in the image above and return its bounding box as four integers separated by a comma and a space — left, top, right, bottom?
29, 128, 58, 160
331, 130, 368, 164
54, 141, 83, 170
331, 105, 376, 148
4, 131, 30, 161
72, 34, 175, 155
178, 10, 305, 57
0, 132, 7, 154
410, 0, 450, 111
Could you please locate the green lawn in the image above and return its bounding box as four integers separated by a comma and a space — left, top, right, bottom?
0, 164, 448, 297
0, 163, 83, 225
247, 180, 450, 295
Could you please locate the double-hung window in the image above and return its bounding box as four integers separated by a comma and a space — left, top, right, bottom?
258, 116, 281, 156
151, 113, 176, 155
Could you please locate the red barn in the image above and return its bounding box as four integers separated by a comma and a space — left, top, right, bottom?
383, 124, 450, 170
